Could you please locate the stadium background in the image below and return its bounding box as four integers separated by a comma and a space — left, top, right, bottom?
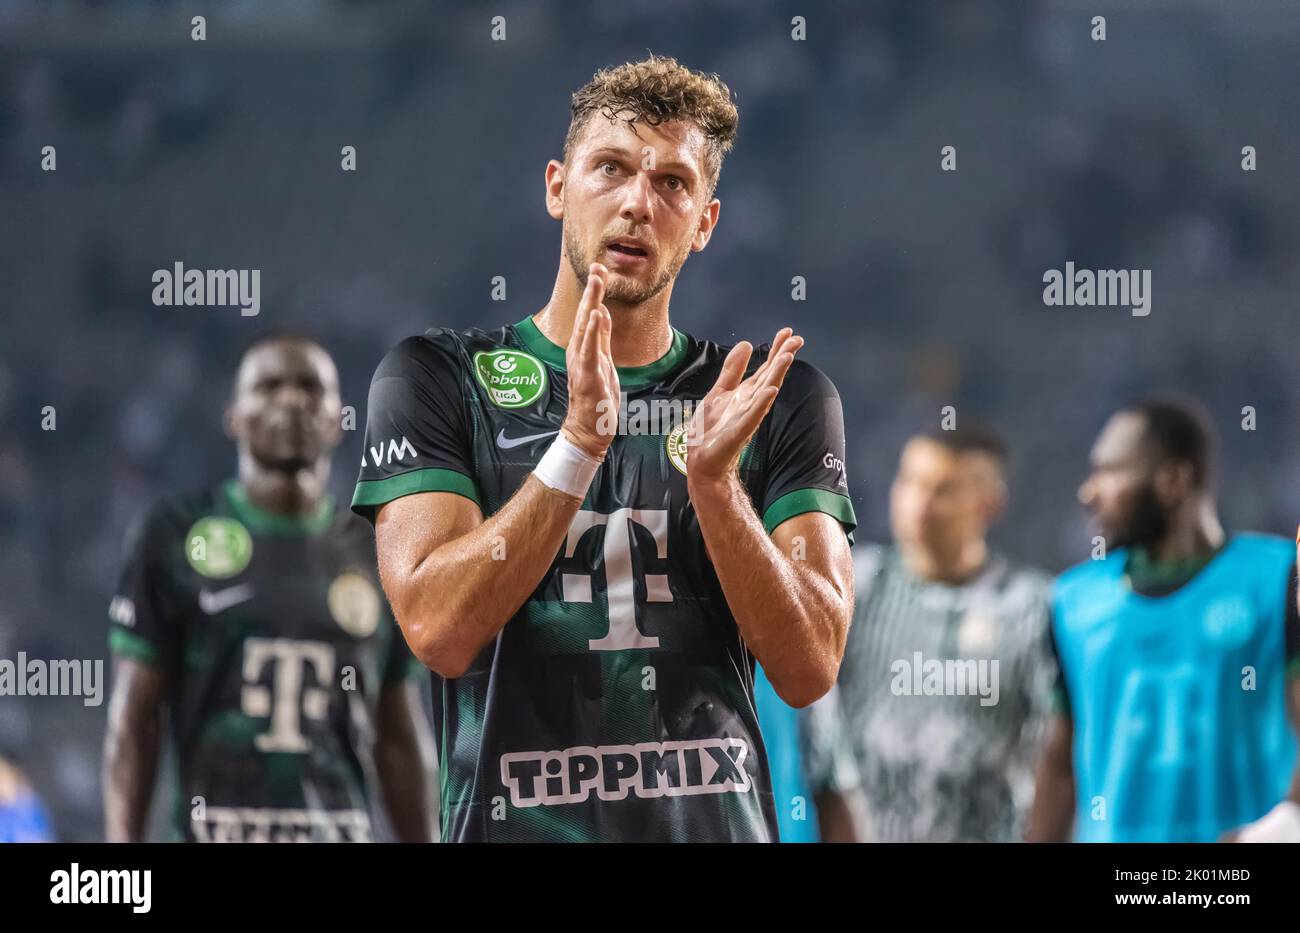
2, 0, 1299, 841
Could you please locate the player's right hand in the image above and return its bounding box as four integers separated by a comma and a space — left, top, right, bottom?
561, 263, 620, 459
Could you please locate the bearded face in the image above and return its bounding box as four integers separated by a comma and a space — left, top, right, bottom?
557, 115, 715, 308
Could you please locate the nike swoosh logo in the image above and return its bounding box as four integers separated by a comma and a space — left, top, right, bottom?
198, 584, 255, 615
496, 428, 558, 449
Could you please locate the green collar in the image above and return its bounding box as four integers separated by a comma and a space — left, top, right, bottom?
513, 315, 690, 388
223, 479, 336, 536
1123, 543, 1221, 596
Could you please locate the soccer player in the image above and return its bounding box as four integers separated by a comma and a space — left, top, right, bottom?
351, 56, 856, 842
1027, 396, 1300, 843
103, 334, 434, 843
836, 427, 1055, 842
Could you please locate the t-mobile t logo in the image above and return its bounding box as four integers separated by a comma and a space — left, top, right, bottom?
562, 508, 672, 651
240, 638, 335, 752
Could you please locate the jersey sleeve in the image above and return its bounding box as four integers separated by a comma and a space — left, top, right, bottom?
757, 358, 857, 541
351, 334, 481, 523
108, 504, 181, 670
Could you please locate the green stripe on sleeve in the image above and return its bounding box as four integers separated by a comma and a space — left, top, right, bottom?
109, 627, 161, 666
351, 468, 480, 510
762, 488, 857, 536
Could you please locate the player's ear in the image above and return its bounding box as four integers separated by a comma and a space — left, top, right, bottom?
545, 160, 566, 220
691, 197, 721, 252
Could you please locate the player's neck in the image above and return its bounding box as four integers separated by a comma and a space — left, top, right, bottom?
236, 457, 331, 517
901, 537, 988, 586
1146, 497, 1225, 564
533, 262, 676, 368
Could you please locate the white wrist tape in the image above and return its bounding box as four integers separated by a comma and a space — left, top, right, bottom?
1237, 801, 1300, 843
533, 433, 602, 499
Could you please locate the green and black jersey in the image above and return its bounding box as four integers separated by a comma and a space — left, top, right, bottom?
352, 316, 856, 842
108, 480, 421, 842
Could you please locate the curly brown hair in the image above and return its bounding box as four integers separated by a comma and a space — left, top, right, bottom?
564, 54, 739, 198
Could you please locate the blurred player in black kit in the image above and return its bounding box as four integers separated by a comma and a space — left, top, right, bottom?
103, 333, 434, 842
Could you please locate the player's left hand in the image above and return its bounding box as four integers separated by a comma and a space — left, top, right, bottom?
685, 327, 803, 487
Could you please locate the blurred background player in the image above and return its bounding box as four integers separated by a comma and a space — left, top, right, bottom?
0, 752, 53, 843
102, 334, 434, 842
1028, 395, 1300, 843
753, 669, 864, 842
838, 426, 1054, 842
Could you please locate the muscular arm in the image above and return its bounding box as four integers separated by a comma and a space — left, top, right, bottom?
102, 658, 167, 842
1025, 713, 1075, 842
375, 265, 619, 679
689, 484, 853, 707
685, 328, 853, 708
374, 680, 436, 842
376, 480, 585, 678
